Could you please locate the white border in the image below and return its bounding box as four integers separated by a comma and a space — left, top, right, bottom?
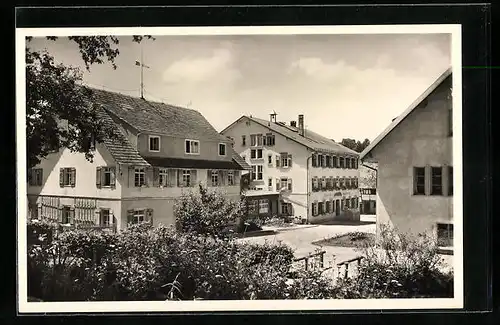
148, 135, 161, 152
16, 24, 463, 313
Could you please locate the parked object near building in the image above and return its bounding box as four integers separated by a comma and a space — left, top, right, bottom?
221, 112, 361, 224
27, 88, 251, 232
360, 67, 454, 250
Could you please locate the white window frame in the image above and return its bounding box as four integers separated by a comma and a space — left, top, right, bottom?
182, 169, 192, 187
258, 199, 269, 214
100, 208, 113, 226
211, 170, 219, 186
148, 135, 161, 152
159, 168, 168, 187
101, 167, 114, 187
268, 154, 273, 165
133, 209, 146, 224
185, 139, 200, 155
62, 168, 74, 186
134, 167, 146, 187
257, 165, 263, 180
218, 143, 227, 156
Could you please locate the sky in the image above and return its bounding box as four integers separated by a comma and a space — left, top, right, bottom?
28, 33, 451, 142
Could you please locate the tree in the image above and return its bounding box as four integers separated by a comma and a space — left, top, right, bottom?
25, 35, 154, 170
339, 138, 371, 153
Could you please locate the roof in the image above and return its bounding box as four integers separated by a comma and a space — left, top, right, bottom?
360, 67, 452, 161
90, 88, 228, 142
96, 108, 150, 166
222, 116, 358, 156
231, 148, 252, 170
143, 156, 245, 170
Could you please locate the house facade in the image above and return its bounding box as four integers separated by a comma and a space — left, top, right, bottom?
27, 88, 250, 232
221, 113, 361, 224
360, 67, 453, 247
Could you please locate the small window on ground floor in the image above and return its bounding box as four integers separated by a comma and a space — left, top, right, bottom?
437, 223, 453, 247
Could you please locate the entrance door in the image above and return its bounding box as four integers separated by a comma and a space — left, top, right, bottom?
335, 200, 340, 216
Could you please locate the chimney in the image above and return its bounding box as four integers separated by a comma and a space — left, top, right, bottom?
290, 121, 297, 127
298, 114, 304, 136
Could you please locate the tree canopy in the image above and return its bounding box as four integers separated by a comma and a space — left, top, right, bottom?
339, 138, 371, 153
25, 35, 154, 170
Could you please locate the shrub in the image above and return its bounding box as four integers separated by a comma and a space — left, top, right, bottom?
332, 224, 454, 298
174, 184, 246, 239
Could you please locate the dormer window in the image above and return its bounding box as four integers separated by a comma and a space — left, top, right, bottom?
149, 135, 160, 152
218, 143, 227, 156
185, 139, 200, 155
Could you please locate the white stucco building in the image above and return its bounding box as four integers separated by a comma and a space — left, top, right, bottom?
360, 67, 454, 248
221, 113, 361, 224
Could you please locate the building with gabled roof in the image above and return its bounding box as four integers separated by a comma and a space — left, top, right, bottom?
360, 67, 454, 249
27, 88, 250, 232
221, 113, 361, 224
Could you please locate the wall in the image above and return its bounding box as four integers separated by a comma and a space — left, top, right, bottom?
371, 77, 453, 237
137, 133, 233, 162
27, 144, 123, 200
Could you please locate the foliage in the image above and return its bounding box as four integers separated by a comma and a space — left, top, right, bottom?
332, 224, 454, 298
174, 184, 246, 239
339, 138, 370, 153
25, 35, 154, 169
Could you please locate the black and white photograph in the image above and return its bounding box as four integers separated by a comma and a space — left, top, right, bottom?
17, 24, 463, 312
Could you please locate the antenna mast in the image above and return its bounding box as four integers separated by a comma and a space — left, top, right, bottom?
135, 41, 150, 99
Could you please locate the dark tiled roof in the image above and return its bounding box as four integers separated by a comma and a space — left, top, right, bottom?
90, 88, 228, 142
230, 147, 251, 170
245, 116, 358, 156
97, 108, 150, 166
143, 156, 245, 170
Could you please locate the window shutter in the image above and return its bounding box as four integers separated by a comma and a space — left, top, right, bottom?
275, 155, 280, 167
127, 209, 134, 226
218, 170, 224, 186
98, 209, 104, 226
287, 179, 292, 191
276, 178, 280, 192
146, 208, 154, 225
59, 168, 64, 187
207, 170, 212, 186
71, 168, 76, 187
110, 167, 116, 188
288, 155, 293, 167
191, 170, 197, 187
96, 167, 102, 189
234, 170, 240, 185
168, 169, 176, 187
177, 169, 182, 187
69, 207, 75, 225
153, 167, 159, 187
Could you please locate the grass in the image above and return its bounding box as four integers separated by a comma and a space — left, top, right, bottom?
312, 231, 375, 248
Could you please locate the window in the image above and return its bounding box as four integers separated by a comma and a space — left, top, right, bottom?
312, 202, 318, 216
211, 170, 219, 186
335, 176, 340, 189
326, 201, 331, 213
448, 167, 453, 196
257, 134, 263, 146
133, 209, 146, 224
228, 171, 235, 185
242, 135, 246, 146
413, 167, 425, 195
29, 168, 43, 186
280, 178, 288, 190
321, 177, 327, 190
59, 168, 76, 187
332, 156, 338, 168
268, 177, 273, 187
352, 158, 358, 169
431, 167, 443, 195
251, 165, 263, 180
312, 154, 317, 167
437, 223, 453, 247
318, 154, 324, 167
158, 168, 168, 187
241, 154, 246, 161
346, 177, 351, 189
96, 167, 116, 188
250, 134, 256, 146
180, 169, 195, 187
218, 143, 226, 156
281, 201, 291, 216
346, 158, 351, 169
339, 157, 345, 168
265, 133, 275, 146
268, 154, 273, 165
185, 139, 200, 154
61, 206, 74, 224
258, 199, 269, 214
318, 202, 324, 214
99, 209, 112, 226
280, 153, 292, 168
250, 149, 263, 159
134, 167, 146, 187
251, 166, 257, 180
312, 177, 318, 191
325, 155, 331, 168
149, 135, 160, 152
351, 198, 356, 208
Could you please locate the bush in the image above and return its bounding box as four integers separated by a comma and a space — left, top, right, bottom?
174, 184, 246, 239
332, 224, 454, 298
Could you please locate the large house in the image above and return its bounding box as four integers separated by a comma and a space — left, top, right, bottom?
360, 67, 453, 248
221, 113, 361, 224
27, 88, 250, 232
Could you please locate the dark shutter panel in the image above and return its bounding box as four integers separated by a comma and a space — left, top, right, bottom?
288, 154, 293, 167
218, 170, 224, 186
207, 170, 212, 186
177, 169, 182, 187
71, 168, 76, 187
110, 167, 116, 188
276, 178, 280, 192
168, 169, 176, 187
96, 167, 102, 189
312, 155, 317, 167
69, 207, 75, 225
275, 155, 280, 167
59, 168, 64, 187
288, 179, 292, 191
153, 167, 159, 187
127, 209, 134, 226
235, 170, 240, 185
191, 170, 197, 187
